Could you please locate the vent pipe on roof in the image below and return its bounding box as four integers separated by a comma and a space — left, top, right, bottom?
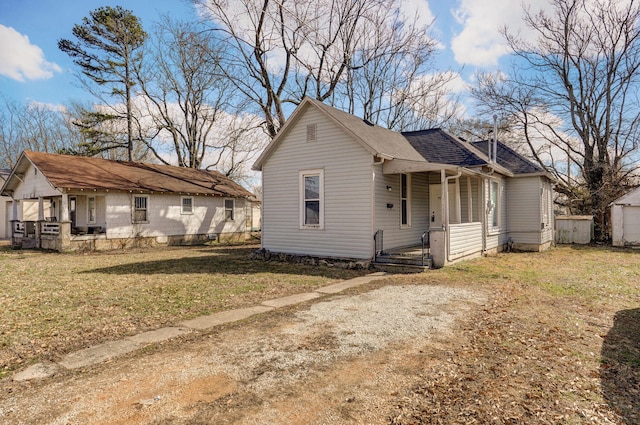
492, 114, 498, 163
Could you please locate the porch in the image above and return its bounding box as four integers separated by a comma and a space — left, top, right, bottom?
8, 193, 107, 250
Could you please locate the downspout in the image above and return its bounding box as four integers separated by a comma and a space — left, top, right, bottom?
444, 167, 463, 264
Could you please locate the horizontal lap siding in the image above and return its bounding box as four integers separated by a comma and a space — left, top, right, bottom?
374, 170, 429, 250
106, 194, 247, 238
506, 177, 542, 245
262, 107, 373, 259
449, 222, 483, 260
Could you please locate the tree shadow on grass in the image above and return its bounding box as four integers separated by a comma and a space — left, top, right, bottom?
600, 308, 640, 424
80, 245, 371, 280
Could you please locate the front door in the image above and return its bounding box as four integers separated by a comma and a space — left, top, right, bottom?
69, 197, 77, 228
429, 185, 443, 228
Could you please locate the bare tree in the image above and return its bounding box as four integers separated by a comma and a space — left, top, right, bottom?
0, 96, 82, 168
135, 18, 247, 169
473, 0, 640, 240
196, 0, 449, 136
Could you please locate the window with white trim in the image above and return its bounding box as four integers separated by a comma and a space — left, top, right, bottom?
489, 180, 500, 229
225, 199, 235, 221
401, 173, 411, 227
88, 196, 96, 224
133, 195, 148, 223
181, 196, 193, 214
300, 169, 324, 228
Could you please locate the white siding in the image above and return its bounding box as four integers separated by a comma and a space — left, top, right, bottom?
373, 170, 430, 250
484, 175, 508, 251
611, 187, 640, 247
449, 222, 483, 260
506, 177, 542, 245
261, 107, 373, 259
11, 165, 59, 199
105, 193, 247, 238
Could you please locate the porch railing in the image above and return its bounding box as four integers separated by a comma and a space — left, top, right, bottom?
13, 221, 25, 236
42, 223, 60, 235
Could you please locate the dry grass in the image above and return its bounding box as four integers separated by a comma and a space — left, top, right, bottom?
0, 243, 369, 379
390, 245, 640, 424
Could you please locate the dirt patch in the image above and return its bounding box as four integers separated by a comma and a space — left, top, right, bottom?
0, 283, 486, 424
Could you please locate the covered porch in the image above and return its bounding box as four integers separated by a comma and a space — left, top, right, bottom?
373, 161, 487, 268
9, 193, 106, 250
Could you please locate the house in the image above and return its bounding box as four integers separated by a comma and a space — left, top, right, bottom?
0, 151, 257, 251
252, 97, 555, 268
1, 169, 11, 239
610, 187, 640, 247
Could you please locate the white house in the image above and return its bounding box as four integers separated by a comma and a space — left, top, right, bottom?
253, 97, 555, 268
1, 169, 11, 239
610, 187, 640, 247
0, 151, 257, 251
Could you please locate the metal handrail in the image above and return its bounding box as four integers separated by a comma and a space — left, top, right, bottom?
373, 229, 383, 262
421, 231, 430, 267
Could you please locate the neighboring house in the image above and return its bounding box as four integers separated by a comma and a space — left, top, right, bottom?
253, 97, 555, 268
0, 151, 257, 251
1, 169, 11, 239
610, 187, 640, 247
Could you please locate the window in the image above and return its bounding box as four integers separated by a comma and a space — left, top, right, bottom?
489, 180, 500, 229
300, 169, 324, 228
401, 173, 411, 227
133, 196, 148, 223
181, 196, 193, 214
225, 199, 234, 221
88, 196, 96, 224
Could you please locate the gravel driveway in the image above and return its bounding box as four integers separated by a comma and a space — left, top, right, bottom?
1, 281, 487, 424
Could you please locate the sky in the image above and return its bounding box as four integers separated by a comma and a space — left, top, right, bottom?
0, 0, 545, 114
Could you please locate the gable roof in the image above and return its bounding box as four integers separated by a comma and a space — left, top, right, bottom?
470, 140, 544, 174
402, 129, 486, 167
253, 97, 425, 170
2, 151, 255, 198
253, 97, 549, 178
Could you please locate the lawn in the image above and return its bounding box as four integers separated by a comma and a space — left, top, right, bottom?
0, 243, 369, 379
1, 244, 638, 424
390, 245, 640, 424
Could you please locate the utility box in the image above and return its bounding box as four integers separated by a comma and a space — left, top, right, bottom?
555, 215, 593, 244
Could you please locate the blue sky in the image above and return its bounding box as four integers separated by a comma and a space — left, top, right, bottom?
0, 0, 546, 112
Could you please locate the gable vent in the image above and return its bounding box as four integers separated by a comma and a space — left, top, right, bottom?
306, 123, 317, 142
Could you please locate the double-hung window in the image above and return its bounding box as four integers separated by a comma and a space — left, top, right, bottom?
489, 180, 500, 229
225, 199, 235, 221
181, 196, 193, 214
300, 169, 324, 229
133, 195, 148, 223
401, 174, 411, 227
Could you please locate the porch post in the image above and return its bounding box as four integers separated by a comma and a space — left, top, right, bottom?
12, 199, 18, 221
38, 197, 44, 221
60, 193, 69, 222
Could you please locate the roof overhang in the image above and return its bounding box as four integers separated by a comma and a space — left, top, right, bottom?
382, 159, 460, 175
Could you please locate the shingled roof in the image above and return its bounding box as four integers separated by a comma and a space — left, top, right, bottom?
14, 151, 255, 198
402, 129, 486, 167
470, 140, 544, 174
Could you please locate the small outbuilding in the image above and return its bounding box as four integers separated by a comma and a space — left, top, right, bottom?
610, 187, 640, 247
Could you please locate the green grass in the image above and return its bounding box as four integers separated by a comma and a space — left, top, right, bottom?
0, 244, 370, 378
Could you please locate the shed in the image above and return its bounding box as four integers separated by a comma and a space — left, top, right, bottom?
555, 215, 593, 245
610, 187, 640, 247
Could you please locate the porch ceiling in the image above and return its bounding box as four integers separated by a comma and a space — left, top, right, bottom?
382, 159, 459, 175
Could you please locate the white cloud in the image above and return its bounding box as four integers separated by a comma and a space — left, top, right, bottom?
398, 0, 436, 31
450, 0, 554, 67
0, 25, 61, 82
